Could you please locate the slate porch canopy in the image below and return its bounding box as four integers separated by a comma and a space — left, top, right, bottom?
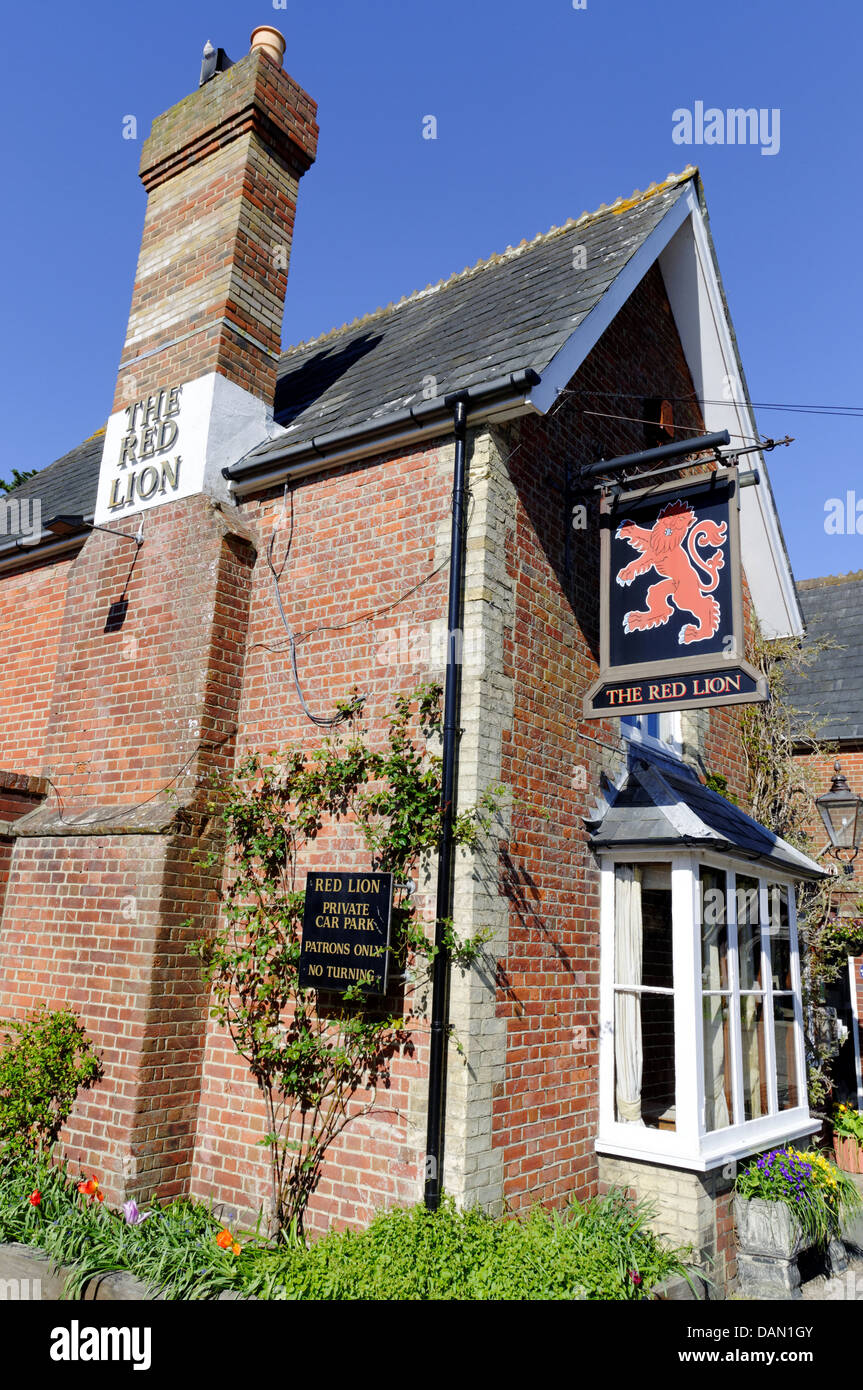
587, 755, 826, 881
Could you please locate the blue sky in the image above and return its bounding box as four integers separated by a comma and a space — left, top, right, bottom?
1, 0, 860, 579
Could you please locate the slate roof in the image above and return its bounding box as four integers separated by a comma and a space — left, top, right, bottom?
0, 435, 104, 548
241, 171, 694, 469
784, 573, 863, 743
588, 755, 825, 879
3, 167, 696, 536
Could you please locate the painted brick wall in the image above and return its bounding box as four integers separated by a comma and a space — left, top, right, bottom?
598, 1154, 737, 1292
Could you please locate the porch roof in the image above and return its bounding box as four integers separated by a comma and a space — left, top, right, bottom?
587, 756, 826, 881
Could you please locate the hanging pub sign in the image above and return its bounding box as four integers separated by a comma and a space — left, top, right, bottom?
583, 467, 767, 718
298, 870, 393, 995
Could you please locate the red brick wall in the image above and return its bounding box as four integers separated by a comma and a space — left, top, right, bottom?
0, 555, 73, 776
0, 825, 220, 1200
795, 748, 863, 849
492, 261, 756, 1210
714, 1179, 738, 1289
39, 496, 250, 811
190, 442, 454, 1230
0, 257, 775, 1248
0, 496, 255, 1203
0, 774, 47, 922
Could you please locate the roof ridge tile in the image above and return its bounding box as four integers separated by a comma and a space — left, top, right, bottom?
799, 571, 863, 589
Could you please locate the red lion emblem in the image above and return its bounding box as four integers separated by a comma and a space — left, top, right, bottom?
615, 499, 726, 645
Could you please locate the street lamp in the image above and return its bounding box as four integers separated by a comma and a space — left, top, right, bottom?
816, 761, 863, 874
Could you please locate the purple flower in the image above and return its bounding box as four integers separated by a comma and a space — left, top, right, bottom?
122, 1199, 149, 1226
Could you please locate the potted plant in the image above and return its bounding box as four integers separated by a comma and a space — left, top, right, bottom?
832, 1104, 863, 1174
734, 1146, 861, 1296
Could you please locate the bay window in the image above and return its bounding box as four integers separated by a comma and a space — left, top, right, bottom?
598, 851, 815, 1169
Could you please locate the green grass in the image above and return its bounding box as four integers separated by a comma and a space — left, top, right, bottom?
0, 1149, 694, 1300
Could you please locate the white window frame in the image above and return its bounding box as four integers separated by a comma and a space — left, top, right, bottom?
597, 847, 817, 1171
620, 711, 683, 757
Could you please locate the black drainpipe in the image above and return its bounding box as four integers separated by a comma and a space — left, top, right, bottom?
424, 396, 469, 1211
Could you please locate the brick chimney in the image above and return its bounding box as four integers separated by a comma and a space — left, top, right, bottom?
0, 35, 320, 1203
95, 31, 318, 523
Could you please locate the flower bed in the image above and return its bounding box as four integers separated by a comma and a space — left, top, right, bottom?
0, 1150, 694, 1301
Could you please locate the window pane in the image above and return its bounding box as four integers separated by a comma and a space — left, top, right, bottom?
774, 995, 799, 1110
615, 990, 676, 1130
641, 864, 672, 989
702, 994, 732, 1131
700, 867, 727, 990
613, 863, 674, 1130
740, 994, 768, 1119
768, 883, 792, 991
620, 713, 660, 738
640, 992, 676, 1128
736, 875, 762, 990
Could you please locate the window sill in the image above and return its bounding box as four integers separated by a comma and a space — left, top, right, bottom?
596, 1109, 820, 1173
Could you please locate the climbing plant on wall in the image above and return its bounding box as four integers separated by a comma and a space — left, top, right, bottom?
190, 682, 498, 1238
740, 630, 863, 1109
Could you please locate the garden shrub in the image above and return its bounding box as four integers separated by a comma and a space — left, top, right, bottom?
0, 1008, 102, 1155
0, 1150, 692, 1301
246, 1191, 692, 1301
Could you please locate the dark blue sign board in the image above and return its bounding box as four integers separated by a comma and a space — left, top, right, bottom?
298, 870, 393, 995
584, 467, 767, 718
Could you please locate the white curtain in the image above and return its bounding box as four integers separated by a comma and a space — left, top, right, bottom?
703, 995, 730, 1130
614, 866, 645, 1125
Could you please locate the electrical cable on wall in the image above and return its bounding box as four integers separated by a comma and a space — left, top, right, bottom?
265, 481, 470, 728
265, 486, 347, 727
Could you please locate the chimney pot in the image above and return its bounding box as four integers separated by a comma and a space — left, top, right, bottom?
250, 25, 286, 68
